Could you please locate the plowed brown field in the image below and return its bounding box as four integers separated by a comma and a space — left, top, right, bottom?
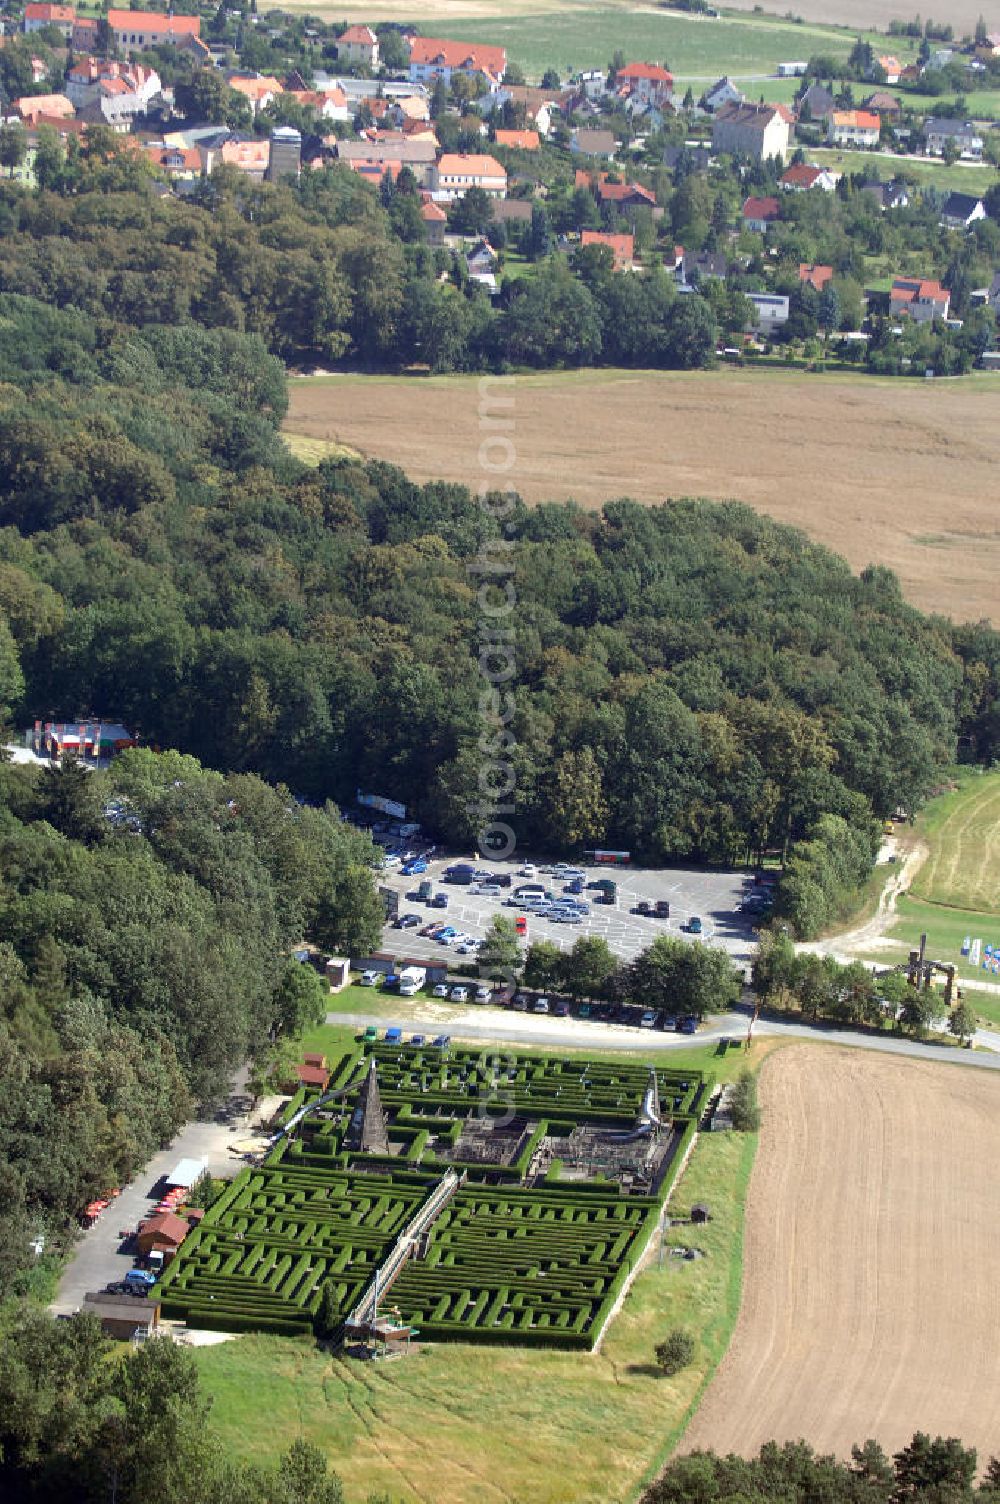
682, 1045, 1000, 1462
285, 369, 1000, 621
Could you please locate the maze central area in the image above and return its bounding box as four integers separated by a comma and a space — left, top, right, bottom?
158, 1045, 709, 1349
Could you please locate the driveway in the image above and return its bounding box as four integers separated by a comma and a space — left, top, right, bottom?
51, 1087, 259, 1316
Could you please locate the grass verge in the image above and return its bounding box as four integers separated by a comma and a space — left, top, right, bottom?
193, 1118, 759, 1504
909, 769, 1000, 914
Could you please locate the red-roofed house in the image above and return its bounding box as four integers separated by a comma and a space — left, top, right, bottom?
295, 1061, 331, 1089
495, 128, 540, 151
14, 93, 75, 123
337, 24, 378, 69
135, 1212, 191, 1260
24, 3, 75, 38
827, 110, 880, 148
581, 229, 635, 270
877, 54, 902, 83
107, 8, 200, 51
742, 194, 781, 232
615, 61, 673, 105
780, 162, 838, 192
420, 196, 447, 245
145, 143, 202, 180
71, 16, 99, 50
228, 74, 283, 113
890, 276, 950, 323
408, 37, 507, 90
799, 262, 833, 291
598, 178, 656, 210
433, 152, 506, 198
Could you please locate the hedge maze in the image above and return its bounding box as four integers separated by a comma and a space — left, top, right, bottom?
157, 1045, 708, 1348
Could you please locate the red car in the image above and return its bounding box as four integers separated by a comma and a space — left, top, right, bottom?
515, 915, 528, 936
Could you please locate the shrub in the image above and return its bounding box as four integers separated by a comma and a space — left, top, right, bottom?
730, 1070, 761, 1132
655, 1327, 695, 1376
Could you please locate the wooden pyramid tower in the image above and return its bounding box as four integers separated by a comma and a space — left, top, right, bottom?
347, 1056, 389, 1155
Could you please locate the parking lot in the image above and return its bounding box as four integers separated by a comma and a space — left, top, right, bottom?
376, 851, 763, 970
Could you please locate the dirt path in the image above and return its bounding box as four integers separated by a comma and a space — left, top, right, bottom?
799, 839, 929, 960
681, 1045, 1000, 1463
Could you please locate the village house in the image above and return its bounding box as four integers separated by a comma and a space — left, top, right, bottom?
780, 162, 838, 192
861, 179, 910, 211
922, 118, 983, 160
486, 84, 558, 135
336, 24, 379, 70
228, 74, 283, 114
66, 58, 160, 111
890, 276, 950, 322
23, 2, 74, 37
615, 61, 673, 107
799, 262, 834, 291
863, 90, 902, 120
466, 238, 499, 291
797, 82, 835, 123
570, 127, 617, 158
712, 102, 791, 163
407, 37, 507, 90
432, 151, 507, 199
205, 138, 270, 180
581, 229, 635, 270
939, 192, 986, 230
13, 92, 74, 123
494, 128, 540, 151
876, 54, 903, 83
827, 110, 880, 148
107, 8, 200, 52
420, 196, 447, 245
747, 292, 790, 331
337, 136, 438, 186
742, 194, 781, 233
145, 142, 203, 181
701, 76, 744, 113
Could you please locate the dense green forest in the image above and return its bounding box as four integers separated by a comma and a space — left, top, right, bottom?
0, 744, 382, 1299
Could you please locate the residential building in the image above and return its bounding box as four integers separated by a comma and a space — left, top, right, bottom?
420, 196, 447, 245
663, 144, 712, 172
487, 84, 558, 135
876, 54, 902, 83
615, 61, 673, 106
799, 262, 834, 291
206, 138, 270, 180
228, 74, 283, 114
23, 2, 74, 37
742, 194, 781, 233
596, 178, 656, 211
107, 9, 200, 51
923, 118, 984, 160
577, 69, 607, 100
861, 179, 909, 211
863, 90, 902, 120
780, 162, 838, 191
466, 238, 499, 290
890, 276, 950, 322
13, 93, 74, 123
939, 192, 986, 230
267, 125, 301, 181
337, 137, 437, 186
701, 76, 744, 113
145, 143, 202, 181
924, 48, 954, 71
581, 229, 635, 270
66, 58, 160, 112
747, 292, 790, 330
712, 102, 790, 163
407, 37, 506, 90
827, 110, 880, 148
336, 23, 378, 70
491, 197, 533, 229
286, 87, 351, 122
432, 151, 506, 198
797, 82, 835, 123
71, 16, 99, 50
570, 127, 617, 158
494, 128, 540, 151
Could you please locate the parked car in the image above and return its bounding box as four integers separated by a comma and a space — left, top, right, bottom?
417, 879, 433, 901
640, 1009, 658, 1029
474, 985, 492, 1003
577, 1002, 591, 1019
679, 1016, 698, 1034
431, 1035, 451, 1049
450, 985, 469, 1002
654, 900, 671, 919
662, 1014, 679, 1032
513, 993, 529, 1012
436, 927, 457, 942
363, 1025, 378, 1043
398, 913, 421, 928
632, 900, 652, 916
384, 1026, 403, 1044
519, 864, 538, 877
688, 916, 703, 934
533, 996, 550, 1014
515, 915, 528, 936
410, 1033, 426, 1046
431, 893, 449, 909
564, 879, 584, 894
432, 983, 449, 998
553, 999, 571, 1017
358, 970, 379, 986
478, 883, 501, 896
401, 859, 428, 875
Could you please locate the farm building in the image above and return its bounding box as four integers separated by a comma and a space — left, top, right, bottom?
82, 1291, 160, 1340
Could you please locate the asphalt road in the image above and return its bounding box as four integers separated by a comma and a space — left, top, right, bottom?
51, 1086, 257, 1316
332, 1004, 1000, 1073
378, 853, 759, 967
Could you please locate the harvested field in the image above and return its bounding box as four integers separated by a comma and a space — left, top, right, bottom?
682, 1045, 1000, 1464
285, 368, 1000, 621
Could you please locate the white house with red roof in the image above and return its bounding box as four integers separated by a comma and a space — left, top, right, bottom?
741, 194, 781, 233
23, 3, 75, 38
780, 162, 839, 192
66, 57, 160, 112
337, 24, 379, 70
615, 61, 673, 106
407, 37, 507, 90
432, 151, 507, 198
890, 276, 950, 323
107, 9, 200, 52
827, 109, 880, 148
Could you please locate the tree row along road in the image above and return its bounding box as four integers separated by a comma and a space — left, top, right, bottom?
328, 1007, 1000, 1072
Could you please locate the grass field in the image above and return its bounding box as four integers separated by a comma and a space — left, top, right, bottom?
812, 148, 1000, 197
855, 894, 1000, 1018
195, 1116, 756, 1504
682, 1045, 1000, 1464
285, 367, 1000, 622
909, 772, 1000, 914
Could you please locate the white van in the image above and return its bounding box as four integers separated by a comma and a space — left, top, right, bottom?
398, 965, 426, 997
